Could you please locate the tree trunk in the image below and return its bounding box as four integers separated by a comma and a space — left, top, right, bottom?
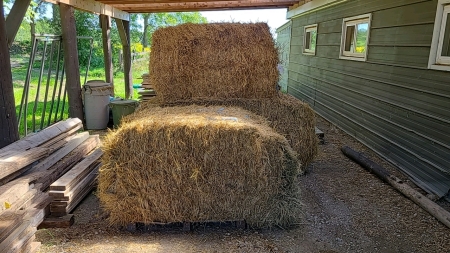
142, 14, 150, 48
0, 1, 20, 147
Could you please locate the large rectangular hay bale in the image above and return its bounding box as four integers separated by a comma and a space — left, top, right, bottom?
149, 23, 280, 104
99, 106, 302, 228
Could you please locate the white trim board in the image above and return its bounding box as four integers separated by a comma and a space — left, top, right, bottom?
287, 0, 348, 19
428, 0, 450, 71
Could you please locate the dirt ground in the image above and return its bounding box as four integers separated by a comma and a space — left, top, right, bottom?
36, 115, 450, 253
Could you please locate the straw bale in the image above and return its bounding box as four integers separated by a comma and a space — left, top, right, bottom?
99, 105, 302, 228
141, 93, 318, 167
149, 23, 279, 104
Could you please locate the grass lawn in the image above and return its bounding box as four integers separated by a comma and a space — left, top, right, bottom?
12, 52, 148, 136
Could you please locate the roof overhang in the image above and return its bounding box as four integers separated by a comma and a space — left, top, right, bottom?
44, 0, 301, 20
286, 0, 347, 19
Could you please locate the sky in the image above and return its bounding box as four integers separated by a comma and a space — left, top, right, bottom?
200, 9, 289, 33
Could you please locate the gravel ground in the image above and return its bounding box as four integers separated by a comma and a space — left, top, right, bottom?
36, 115, 450, 253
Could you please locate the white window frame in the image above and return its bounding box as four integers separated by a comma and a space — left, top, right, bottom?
303, 24, 318, 55
339, 13, 372, 61
429, 0, 450, 71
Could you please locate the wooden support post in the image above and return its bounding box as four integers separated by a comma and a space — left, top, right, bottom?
116, 18, 133, 99
0, 1, 19, 148
5, 0, 32, 47
100, 14, 114, 95
59, 4, 84, 125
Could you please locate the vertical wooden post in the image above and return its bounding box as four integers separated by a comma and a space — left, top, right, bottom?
59, 4, 84, 125
116, 18, 133, 99
5, 0, 32, 47
0, 1, 19, 147
100, 14, 114, 96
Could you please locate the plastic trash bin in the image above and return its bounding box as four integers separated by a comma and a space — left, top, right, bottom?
83, 80, 112, 130
109, 99, 139, 127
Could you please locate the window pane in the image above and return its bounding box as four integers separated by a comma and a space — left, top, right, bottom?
310, 30, 317, 51
355, 23, 369, 53
441, 13, 450, 57
305, 32, 311, 50
344, 25, 355, 51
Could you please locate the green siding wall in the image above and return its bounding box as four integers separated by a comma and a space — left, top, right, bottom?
288, 0, 450, 198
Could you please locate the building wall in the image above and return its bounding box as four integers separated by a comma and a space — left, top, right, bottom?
276, 21, 292, 93
288, 0, 450, 197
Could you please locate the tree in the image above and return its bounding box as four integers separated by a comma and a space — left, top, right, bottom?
140, 12, 207, 47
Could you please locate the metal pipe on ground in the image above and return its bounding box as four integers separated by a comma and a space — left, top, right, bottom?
341, 146, 450, 229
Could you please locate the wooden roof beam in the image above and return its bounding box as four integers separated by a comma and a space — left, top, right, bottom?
44, 0, 130, 21
110, 0, 298, 13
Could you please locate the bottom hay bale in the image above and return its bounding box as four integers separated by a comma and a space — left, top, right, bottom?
99, 105, 302, 228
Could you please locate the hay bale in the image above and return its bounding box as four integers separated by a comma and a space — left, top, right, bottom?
149, 23, 279, 104
99, 106, 302, 228
143, 93, 318, 167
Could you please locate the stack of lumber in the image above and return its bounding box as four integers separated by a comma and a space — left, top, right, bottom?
49, 149, 102, 217
0, 118, 102, 252
138, 73, 156, 101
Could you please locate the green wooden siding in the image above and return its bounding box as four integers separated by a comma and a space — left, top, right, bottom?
288, 0, 450, 198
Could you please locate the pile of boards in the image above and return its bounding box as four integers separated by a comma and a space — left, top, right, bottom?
0, 118, 102, 252
138, 73, 156, 101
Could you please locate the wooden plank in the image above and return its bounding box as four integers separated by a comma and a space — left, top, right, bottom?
0, 1, 19, 149
6, 229, 35, 253
44, 0, 129, 21
50, 148, 102, 191
0, 181, 30, 212
32, 135, 100, 191
38, 122, 82, 149
27, 242, 41, 253
59, 4, 84, 125
100, 14, 114, 95
0, 118, 82, 156
49, 166, 98, 201
0, 221, 32, 253
26, 132, 89, 175
110, 0, 298, 12
0, 211, 25, 242
37, 214, 74, 229
0, 148, 51, 181
5, 0, 32, 47
50, 179, 95, 216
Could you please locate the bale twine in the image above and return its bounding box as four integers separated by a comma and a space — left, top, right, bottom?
149, 22, 280, 104
142, 93, 318, 167
99, 105, 302, 228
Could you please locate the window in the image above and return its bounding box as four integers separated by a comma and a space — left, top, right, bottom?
340, 14, 371, 61
429, 0, 450, 71
303, 24, 317, 55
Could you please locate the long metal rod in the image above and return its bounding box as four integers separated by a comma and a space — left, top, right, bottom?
54, 66, 65, 123
83, 38, 94, 85
17, 35, 38, 133
60, 81, 68, 121
32, 40, 48, 132
48, 40, 63, 126
40, 40, 56, 130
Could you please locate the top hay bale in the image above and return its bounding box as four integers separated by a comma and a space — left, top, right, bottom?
150, 23, 280, 104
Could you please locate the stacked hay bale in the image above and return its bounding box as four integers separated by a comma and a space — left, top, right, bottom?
149, 23, 279, 104
99, 106, 302, 228
99, 22, 317, 228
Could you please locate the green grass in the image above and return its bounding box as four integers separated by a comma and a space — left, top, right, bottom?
12, 53, 149, 136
